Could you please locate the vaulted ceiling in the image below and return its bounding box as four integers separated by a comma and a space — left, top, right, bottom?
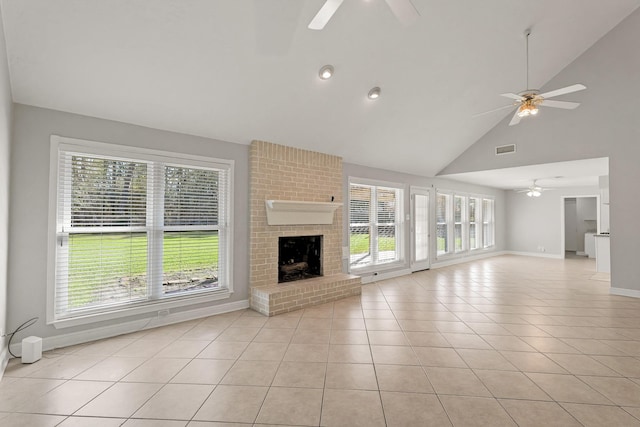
2, 0, 639, 176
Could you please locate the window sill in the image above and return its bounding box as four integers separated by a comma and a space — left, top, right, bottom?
50, 289, 232, 329
436, 247, 497, 262
349, 260, 406, 275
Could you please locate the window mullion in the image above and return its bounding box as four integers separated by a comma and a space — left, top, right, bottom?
448, 194, 454, 254
395, 188, 401, 262
478, 198, 484, 249
218, 170, 227, 287
55, 152, 73, 315
148, 162, 165, 300
462, 196, 468, 252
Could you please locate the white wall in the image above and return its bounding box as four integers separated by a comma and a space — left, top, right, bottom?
343, 162, 506, 280
439, 8, 640, 292
0, 3, 14, 372
506, 187, 598, 257
7, 104, 249, 344
599, 176, 610, 232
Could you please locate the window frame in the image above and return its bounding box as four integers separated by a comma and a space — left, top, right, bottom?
482, 198, 495, 249
436, 190, 495, 259
47, 135, 234, 328
468, 196, 481, 251
348, 177, 404, 272
453, 195, 467, 253
436, 192, 452, 256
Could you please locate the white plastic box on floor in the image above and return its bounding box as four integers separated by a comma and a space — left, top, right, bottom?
21, 336, 42, 364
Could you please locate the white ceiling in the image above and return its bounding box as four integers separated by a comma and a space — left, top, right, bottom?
1, 1, 639, 177
439, 157, 609, 190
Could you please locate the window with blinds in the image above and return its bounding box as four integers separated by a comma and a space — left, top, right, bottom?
437, 191, 495, 258
349, 181, 403, 269
436, 193, 450, 255
483, 198, 495, 248
469, 197, 480, 250
454, 195, 465, 253
50, 137, 232, 323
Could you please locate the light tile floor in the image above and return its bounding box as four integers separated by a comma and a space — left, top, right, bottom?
2, 255, 640, 426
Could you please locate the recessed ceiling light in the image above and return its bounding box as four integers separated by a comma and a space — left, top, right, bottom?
319, 65, 334, 80
368, 87, 381, 99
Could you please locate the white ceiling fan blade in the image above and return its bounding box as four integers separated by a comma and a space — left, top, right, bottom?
472, 104, 515, 118
538, 83, 586, 99
385, 0, 419, 26
542, 99, 580, 110
500, 93, 524, 101
509, 109, 522, 126
308, 0, 344, 30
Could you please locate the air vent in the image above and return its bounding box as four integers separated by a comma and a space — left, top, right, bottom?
495, 144, 516, 155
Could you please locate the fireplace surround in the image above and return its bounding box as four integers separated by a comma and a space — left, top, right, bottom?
249, 140, 361, 316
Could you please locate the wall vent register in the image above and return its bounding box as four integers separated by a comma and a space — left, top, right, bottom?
495, 144, 516, 155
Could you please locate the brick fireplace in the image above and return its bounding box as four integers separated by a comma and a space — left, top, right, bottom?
249, 140, 361, 316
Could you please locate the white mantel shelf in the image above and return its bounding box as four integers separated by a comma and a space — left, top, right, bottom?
265, 200, 342, 225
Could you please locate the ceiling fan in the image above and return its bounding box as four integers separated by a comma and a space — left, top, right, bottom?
308, 0, 419, 30
514, 180, 551, 197
477, 29, 587, 126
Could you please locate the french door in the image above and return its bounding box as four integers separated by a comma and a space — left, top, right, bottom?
411, 187, 430, 271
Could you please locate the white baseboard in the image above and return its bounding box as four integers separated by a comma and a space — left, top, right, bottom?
506, 251, 564, 260
610, 287, 640, 299
9, 299, 250, 357
576, 251, 586, 256
431, 250, 507, 269
360, 268, 412, 284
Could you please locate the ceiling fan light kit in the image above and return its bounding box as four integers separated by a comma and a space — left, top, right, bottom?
516, 179, 548, 197
517, 97, 540, 117
477, 29, 587, 126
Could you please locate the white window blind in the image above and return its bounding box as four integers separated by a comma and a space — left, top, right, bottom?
349, 184, 372, 268
349, 182, 402, 269
376, 187, 398, 264
469, 197, 480, 250
483, 198, 495, 248
436, 193, 450, 255
437, 191, 494, 258
454, 195, 465, 253
52, 141, 231, 322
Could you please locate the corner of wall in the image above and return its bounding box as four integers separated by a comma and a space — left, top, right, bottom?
0, 0, 14, 379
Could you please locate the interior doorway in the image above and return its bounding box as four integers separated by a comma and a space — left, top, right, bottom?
562, 196, 598, 258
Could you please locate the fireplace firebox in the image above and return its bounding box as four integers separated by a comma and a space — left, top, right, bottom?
278, 235, 322, 283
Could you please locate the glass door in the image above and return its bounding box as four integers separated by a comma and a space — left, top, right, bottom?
411, 187, 430, 272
